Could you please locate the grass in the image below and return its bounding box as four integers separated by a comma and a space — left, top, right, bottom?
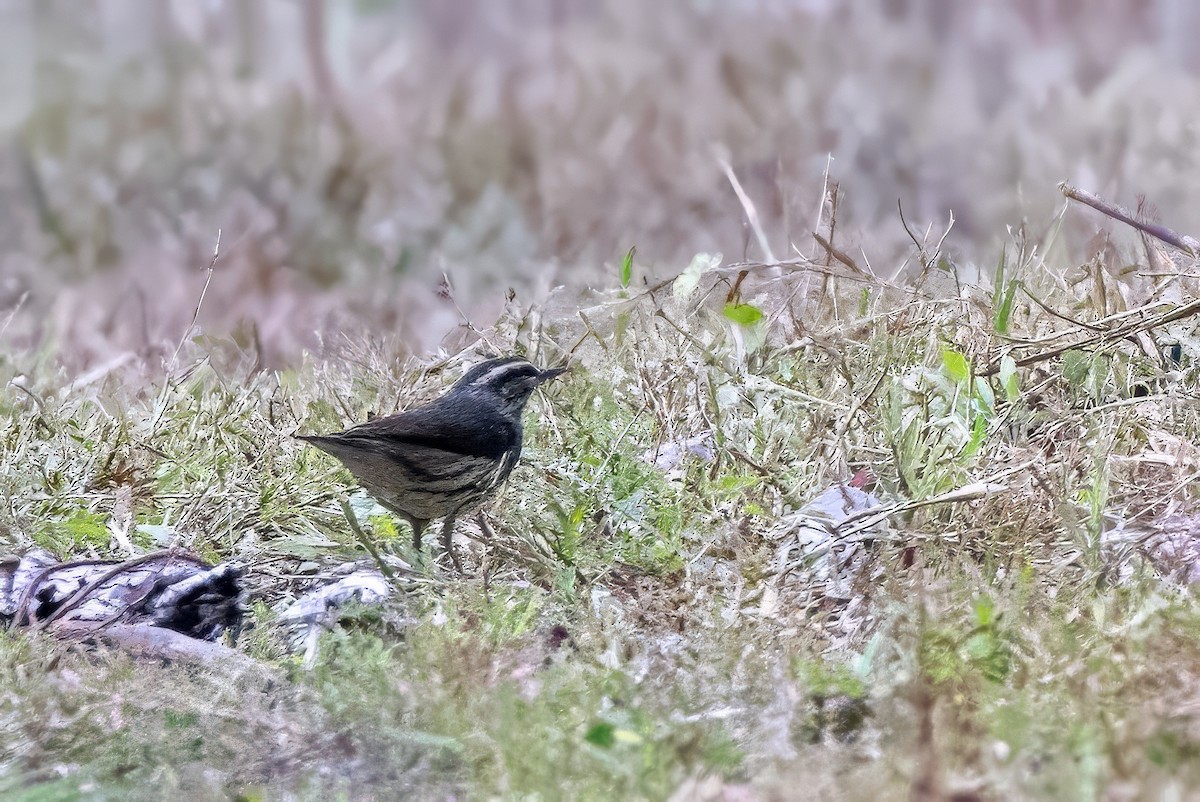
3, 215, 1200, 799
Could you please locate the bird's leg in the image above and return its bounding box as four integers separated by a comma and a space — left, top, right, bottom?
440, 515, 462, 573
475, 511, 498, 573
475, 511, 496, 541
410, 518, 426, 552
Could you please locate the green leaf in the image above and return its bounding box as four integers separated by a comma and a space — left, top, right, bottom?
1061, 350, 1090, 387
620, 246, 635, 288
723, 303, 764, 326
990, 248, 1019, 336
941, 347, 971, 384
367, 514, 400, 541
585, 722, 616, 748
973, 378, 995, 417
973, 595, 996, 628
994, 279, 1018, 335
991, 246, 1006, 307
963, 410, 988, 458
998, 355, 1020, 402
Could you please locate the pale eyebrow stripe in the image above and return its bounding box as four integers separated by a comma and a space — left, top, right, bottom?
475, 360, 531, 386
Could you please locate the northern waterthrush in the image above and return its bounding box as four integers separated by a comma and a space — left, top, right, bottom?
299, 356, 565, 569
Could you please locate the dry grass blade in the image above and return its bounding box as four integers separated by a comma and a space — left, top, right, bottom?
716, 150, 777, 265
981, 295, 1200, 375
167, 230, 221, 378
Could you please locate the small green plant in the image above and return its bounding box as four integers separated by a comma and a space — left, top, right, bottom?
940, 345, 993, 459
885, 338, 1003, 501
991, 247, 1019, 335
921, 595, 1015, 690
1061, 349, 1111, 404
794, 658, 871, 742
619, 245, 636, 289
721, 302, 763, 327
34, 508, 109, 553
547, 377, 688, 575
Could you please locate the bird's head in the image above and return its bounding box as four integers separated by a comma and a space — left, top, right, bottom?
451, 356, 566, 415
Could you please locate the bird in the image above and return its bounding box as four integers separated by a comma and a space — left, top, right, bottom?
298, 356, 566, 570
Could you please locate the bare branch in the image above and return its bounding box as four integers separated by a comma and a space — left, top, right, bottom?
1059, 182, 1200, 255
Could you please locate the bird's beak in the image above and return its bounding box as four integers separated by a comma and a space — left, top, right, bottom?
536, 366, 568, 384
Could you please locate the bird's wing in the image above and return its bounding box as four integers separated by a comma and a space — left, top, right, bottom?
336, 395, 516, 460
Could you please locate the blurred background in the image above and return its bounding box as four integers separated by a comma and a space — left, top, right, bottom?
2, 0, 1199, 371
